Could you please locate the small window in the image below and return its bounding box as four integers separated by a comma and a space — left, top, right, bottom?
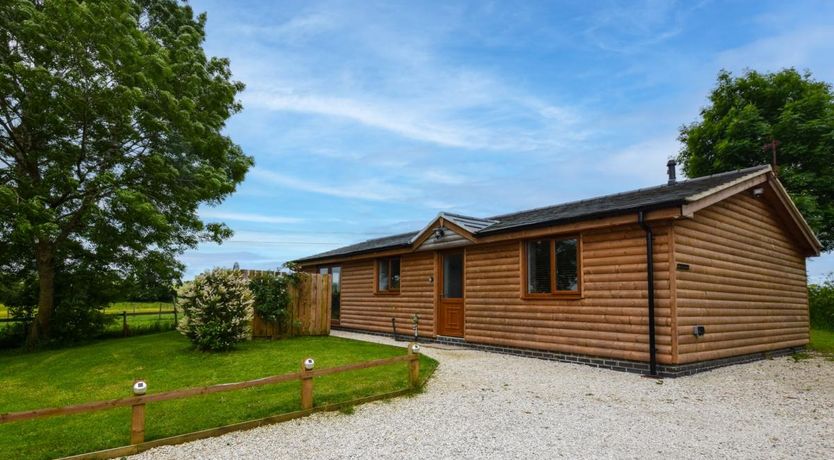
524, 237, 580, 296
376, 257, 401, 294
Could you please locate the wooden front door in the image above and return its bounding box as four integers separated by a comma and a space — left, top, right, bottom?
438, 251, 465, 337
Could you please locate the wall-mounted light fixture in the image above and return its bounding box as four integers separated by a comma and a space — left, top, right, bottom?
433, 227, 446, 240
752, 187, 764, 198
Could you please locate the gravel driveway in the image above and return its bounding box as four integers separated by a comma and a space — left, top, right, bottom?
133, 331, 834, 459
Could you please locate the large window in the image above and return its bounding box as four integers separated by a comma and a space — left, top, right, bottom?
319, 265, 341, 320
376, 257, 401, 294
524, 237, 580, 296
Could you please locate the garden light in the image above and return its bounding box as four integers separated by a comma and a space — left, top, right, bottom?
132, 380, 147, 396
411, 343, 421, 353
304, 358, 315, 370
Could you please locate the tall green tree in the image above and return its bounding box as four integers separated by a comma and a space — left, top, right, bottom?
677, 69, 834, 251
0, 0, 252, 346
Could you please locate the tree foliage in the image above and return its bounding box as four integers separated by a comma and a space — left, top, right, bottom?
0, 0, 252, 345
809, 275, 834, 331
677, 69, 834, 251
177, 268, 253, 351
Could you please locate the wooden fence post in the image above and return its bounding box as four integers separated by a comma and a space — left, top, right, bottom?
407, 343, 420, 389
122, 311, 128, 337
300, 358, 314, 410
130, 381, 146, 445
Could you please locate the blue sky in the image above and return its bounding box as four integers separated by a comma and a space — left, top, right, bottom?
184, 0, 834, 280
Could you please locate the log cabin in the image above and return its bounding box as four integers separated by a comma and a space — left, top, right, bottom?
295, 163, 821, 376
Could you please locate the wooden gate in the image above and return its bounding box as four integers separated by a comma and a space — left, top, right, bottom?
252, 273, 332, 338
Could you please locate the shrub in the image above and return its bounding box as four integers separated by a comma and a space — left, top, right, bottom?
177, 268, 254, 351
249, 272, 298, 328
809, 275, 834, 331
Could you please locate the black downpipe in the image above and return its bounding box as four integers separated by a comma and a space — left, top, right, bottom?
638, 211, 658, 377
391, 317, 399, 342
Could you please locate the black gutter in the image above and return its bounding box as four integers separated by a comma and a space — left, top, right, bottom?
637, 210, 658, 377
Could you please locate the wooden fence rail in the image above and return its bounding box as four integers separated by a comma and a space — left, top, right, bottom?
0, 343, 421, 449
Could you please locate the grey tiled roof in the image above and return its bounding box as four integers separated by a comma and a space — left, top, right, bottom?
440, 212, 497, 233
295, 165, 769, 263
296, 231, 418, 262
481, 165, 769, 233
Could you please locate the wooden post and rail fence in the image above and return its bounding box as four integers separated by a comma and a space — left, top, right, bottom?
0, 343, 422, 459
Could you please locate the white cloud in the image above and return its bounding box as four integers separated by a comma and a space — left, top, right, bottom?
412, 168, 468, 186
227, 12, 337, 45
250, 168, 418, 202
716, 26, 834, 79
223, 230, 352, 246
243, 91, 485, 149
581, 0, 693, 53
599, 136, 680, 183
200, 210, 304, 224
226, 2, 590, 155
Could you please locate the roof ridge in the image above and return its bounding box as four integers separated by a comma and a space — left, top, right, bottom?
486, 164, 770, 221
356, 230, 419, 243
441, 211, 497, 223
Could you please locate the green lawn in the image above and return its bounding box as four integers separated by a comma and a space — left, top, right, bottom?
809, 328, 834, 355
0, 332, 437, 460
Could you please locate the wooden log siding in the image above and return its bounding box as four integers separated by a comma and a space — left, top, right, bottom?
465, 224, 674, 364
673, 192, 810, 364
339, 252, 436, 336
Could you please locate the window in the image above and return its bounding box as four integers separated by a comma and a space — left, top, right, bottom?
319, 265, 341, 320
376, 257, 401, 294
523, 237, 580, 296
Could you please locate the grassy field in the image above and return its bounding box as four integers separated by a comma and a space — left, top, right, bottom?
103, 302, 178, 335
0, 332, 437, 460
809, 328, 834, 355
1, 301, 178, 339
0, 301, 174, 317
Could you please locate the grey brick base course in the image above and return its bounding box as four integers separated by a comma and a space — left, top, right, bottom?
333, 326, 803, 378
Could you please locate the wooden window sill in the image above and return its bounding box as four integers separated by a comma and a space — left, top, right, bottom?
374, 291, 401, 296
521, 293, 583, 301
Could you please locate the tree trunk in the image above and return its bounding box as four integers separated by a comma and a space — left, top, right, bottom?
26, 241, 56, 349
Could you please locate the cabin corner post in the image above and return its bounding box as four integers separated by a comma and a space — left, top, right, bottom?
638, 211, 658, 376
668, 224, 679, 364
